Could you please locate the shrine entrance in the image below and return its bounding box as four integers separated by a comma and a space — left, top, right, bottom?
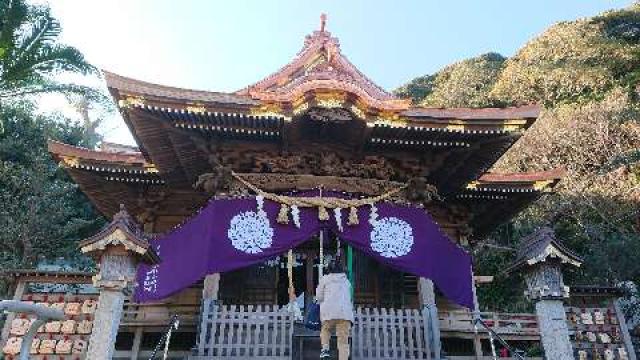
276, 233, 346, 313
200, 227, 438, 360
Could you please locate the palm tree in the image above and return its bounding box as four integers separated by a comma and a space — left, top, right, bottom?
0, 0, 99, 100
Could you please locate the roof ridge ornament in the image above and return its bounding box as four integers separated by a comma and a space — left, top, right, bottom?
320, 13, 327, 33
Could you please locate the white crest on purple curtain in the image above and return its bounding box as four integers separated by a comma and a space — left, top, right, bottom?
143, 244, 161, 293
228, 211, 274, 254
370, 217, 414, 258
291, 205, 301, 228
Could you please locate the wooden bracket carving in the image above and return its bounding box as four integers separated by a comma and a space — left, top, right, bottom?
404, 177, 439, 205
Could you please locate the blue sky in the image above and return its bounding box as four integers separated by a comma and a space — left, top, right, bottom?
45, 0, 633, 144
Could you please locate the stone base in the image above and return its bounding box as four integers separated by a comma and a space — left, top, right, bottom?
536, 300, 573, 360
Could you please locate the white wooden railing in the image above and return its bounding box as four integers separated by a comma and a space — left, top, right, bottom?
352, 307, 434, 359
192, 301, 294, 359
439, 310, 539, 336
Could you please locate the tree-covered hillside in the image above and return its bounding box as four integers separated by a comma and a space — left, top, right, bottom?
395, 3, 640, 311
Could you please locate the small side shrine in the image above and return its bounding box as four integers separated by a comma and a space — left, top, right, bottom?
507, 227, 636, 360
506, 227, 583, 359
79, 205, 159, 360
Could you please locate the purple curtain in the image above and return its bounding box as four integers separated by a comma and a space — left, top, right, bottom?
135, 197, 474, 308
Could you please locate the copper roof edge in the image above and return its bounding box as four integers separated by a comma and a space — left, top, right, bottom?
48, 140, 147, 165
102, 70, 258, 105
403, 104, 541, 120
478, 168, 565, 183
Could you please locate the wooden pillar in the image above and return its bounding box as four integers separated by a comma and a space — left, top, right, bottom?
196, 273, 221, 354
471, 275, 483, 360
347, 245, 354, 298
0, 280, 26, 346
305, 253, 316, 313
129, 327, 143, 360
473, 337, 483, 359
614, 299, 637, 360
418, 277, 441, 359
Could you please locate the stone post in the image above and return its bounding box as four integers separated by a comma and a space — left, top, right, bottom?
524, 262, 574, 360
86, 249, 138, 360
535, 299, 573, 359
418, 277, 441, 359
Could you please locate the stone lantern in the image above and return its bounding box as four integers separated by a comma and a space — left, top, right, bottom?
505, 227, 582, 360
79, 205, 160, 360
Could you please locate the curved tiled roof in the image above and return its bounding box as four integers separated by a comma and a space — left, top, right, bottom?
505, 226, 583, 274
235, 29, 409, 111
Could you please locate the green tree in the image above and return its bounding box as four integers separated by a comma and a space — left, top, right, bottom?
0, 102, 104, 274
0, 0, 100, 100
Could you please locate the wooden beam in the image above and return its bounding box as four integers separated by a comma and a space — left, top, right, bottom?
473, 276, 494, 284
614, 299, 638, 360
202, 273, 221, 301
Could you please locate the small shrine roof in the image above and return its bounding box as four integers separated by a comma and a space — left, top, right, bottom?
79, 205, 160, 265
505, 227, 583, 274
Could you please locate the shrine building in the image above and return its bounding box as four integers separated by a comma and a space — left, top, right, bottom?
1, 17, 636, 360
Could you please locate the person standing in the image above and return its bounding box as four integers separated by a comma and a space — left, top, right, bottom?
316, 261, 354, 359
